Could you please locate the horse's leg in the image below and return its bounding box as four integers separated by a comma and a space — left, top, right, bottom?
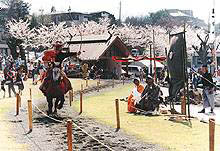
46, 96, 53, 115
54, 97, 59, 114
57, 95, 65, 109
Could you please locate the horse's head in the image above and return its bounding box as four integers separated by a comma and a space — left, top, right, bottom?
52, 63, 61, 81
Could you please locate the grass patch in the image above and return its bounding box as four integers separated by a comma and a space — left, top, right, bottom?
73, 83, 220, 151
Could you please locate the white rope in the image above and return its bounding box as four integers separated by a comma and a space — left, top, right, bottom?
32, 103, 64, 123
31, 102, 115, 151
72, 122, 115, 151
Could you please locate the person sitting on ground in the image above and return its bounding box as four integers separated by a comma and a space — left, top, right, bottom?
137, 75, 162, 112
127, 78, 144, 113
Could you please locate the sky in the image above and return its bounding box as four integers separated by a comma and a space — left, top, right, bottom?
23, 0, 220, 23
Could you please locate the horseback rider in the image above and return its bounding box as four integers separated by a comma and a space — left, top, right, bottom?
39, 41, 73, 115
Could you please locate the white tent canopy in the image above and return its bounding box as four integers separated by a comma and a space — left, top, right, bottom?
130, 60, 164, 74
139, 60, 164, 68
131, 60, 164, 68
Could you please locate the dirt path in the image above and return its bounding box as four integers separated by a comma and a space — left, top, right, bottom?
4, 80, 166, 151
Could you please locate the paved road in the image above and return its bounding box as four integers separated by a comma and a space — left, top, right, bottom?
160, 87, 220, 125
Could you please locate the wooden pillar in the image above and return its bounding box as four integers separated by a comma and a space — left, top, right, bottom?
81, 83, 83, 92
97, 81, 99, 92
19, 94, 21, 107
29, 88, 32, 100
69, 90, 73, 106
112, 78, 115, 88
67, 120, 73, 151
115, 99, 120, 129
28, 100, 33, 131
16, 93, 20, 115
209, 118, 215, 151
86, 78, 88, 87
79, 91, 83, 114
181, 96, 186, 115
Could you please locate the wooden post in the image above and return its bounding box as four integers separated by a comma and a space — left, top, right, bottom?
79, 91, 83, 114
97, 81, 99, 92
86, 78, 88, 87
98, 76, 100, 84
115, 99, 120, 129
181, 96, 186, 115
19, 94, 21, 107
112, 78, 115, 88
209, 118, 215, 151
28, 100, 33, 131
67, 120, 73, 151
81, 83, 83, 91
69, 90, 73, 106
16, 93, 20, 115
29, 88, 32, 100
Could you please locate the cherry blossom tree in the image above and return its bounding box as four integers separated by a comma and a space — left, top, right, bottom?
6, 19, 35, 59
7, 17, 212, 58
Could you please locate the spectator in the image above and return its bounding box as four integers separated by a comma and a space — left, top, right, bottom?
4, 64, 16, 97
198, 65, 215, 114
137, 75, 162, 112
127, 78, 144, 113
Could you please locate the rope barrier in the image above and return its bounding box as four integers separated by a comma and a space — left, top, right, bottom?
31, 102, 115, 151
11, 78, 129, 151
32, 103, 64, 123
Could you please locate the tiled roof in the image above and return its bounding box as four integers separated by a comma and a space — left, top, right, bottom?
67, 34, 128, 60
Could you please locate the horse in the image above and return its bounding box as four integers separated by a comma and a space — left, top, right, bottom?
40, 63, 72, 115
40, 51, 76, 115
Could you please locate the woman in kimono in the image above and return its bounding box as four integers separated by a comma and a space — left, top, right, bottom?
127, 78, 144, 113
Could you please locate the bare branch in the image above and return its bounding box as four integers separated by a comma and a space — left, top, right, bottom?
216, 42, 220, 51
197, 34, 204, 43
204, 34, 209, 44
192, 45, 198, 50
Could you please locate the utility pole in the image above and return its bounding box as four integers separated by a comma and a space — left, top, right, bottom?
150, 44, 152, 76
210, 0, 217, 73
119, 1, 122, 24
153, 30, 157, 83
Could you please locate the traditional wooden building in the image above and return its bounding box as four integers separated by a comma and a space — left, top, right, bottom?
66, 34, 129, 79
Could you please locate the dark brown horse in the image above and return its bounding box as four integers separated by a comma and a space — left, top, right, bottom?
40, 51, 76, 115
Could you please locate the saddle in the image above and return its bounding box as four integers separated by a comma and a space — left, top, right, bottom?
40, 76, 72, 97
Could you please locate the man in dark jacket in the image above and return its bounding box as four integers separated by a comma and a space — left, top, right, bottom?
138, 75, 161, 112
4, 64, 16, 97
198, 65, 215, 113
